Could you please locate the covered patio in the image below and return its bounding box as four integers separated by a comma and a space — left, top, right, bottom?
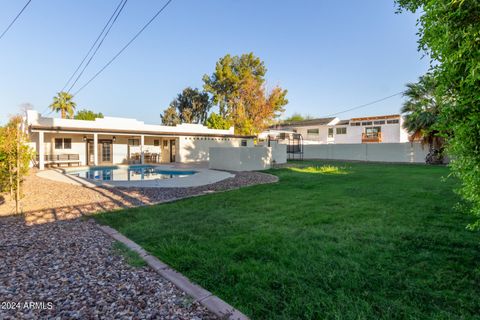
33, 129, 180, 170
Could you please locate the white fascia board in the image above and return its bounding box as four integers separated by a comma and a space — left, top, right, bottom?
26, 110, 233, 136
327, 117, 340, 126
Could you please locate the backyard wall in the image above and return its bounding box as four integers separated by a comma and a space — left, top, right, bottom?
178, 137, 254, 163
271, 143, 287, 164
257, 141, 287, 164
303, 142, 430, 163
209, 146, 286, 171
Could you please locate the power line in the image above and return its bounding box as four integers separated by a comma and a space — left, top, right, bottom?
324, 91, 404, 117
61, 0, 127, 92
0, 0, 33, 41
66, 0, 128, 93
73, 0, 174, 96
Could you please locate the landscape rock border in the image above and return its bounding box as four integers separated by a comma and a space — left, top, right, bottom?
97, 223, 249, 320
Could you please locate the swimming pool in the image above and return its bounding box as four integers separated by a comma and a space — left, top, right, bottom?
68, 165, 197, 181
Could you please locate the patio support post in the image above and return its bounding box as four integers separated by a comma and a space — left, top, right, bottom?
93, 133, 98, 166
140, 135, 145, 164
38, 131, 44, 170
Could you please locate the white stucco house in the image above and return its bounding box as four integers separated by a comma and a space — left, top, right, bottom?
261, 114, 410, 144
24, 110, 255, 170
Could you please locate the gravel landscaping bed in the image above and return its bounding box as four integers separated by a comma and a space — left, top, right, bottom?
0, 217, 217, 319
0, 169, 276, 318
0, 170, 278, 225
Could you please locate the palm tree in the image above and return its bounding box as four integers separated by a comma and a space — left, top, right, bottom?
401, 73, 444, 162
49, 91, 77, 119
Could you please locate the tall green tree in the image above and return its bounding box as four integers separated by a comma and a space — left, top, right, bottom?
205, 112, 231, 130
160, 105, 181, 126
233, 74, 288, 135
401, 73, 443, 152
285, 113, 305, 122
49, 91, 77, 119
172, 87, 211, 124
396, 0, 480, 228
74, 109, 104, 121
284, 113, 315, 122
203, 53, 288, 134
203, 53, 267, 118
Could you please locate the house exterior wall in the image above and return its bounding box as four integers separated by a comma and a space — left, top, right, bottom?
284, 121, 409, 144
25, 110, 254, 168
330, 123, 407, 144
28, 132, 255, 166
265, 114, 410, 145
292, 125, 330, 144
42, 133, 89, 165
331, 125, 359, 144
112, 136, 129, 164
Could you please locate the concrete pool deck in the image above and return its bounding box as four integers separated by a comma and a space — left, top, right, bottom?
36, 164, 235, 188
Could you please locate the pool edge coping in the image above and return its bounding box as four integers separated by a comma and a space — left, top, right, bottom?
36, 165, 236, 189
95, 222, 250, 320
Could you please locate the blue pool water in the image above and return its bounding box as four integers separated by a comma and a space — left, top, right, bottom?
68, 165, 196, 181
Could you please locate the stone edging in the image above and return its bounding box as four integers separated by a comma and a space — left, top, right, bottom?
96, 223, 249, 320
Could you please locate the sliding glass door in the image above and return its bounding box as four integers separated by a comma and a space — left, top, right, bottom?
86, 139, 113, 165
101, 141, 112, 163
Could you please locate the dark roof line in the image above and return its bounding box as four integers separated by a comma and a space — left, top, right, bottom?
271, 117, 337, 128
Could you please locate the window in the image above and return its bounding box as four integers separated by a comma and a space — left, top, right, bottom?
374, 120, 385, 125
63, 138, 72, 149
387, 119, 400, 124
55, 138, 71, 149
55, 138, 63, 149
154, 140, 160, 146
128, 139, 139, 146
336, 127, 347, 134
328, 128, 334, 138
361, 121, 373, 126
365, 126, 381, 137
101, 142, 111, 162
307, 128, 319, 134
241, 139, 247, 146
350, 122, 361, 126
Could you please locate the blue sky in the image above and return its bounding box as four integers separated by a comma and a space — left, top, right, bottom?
0, 0, 428, 124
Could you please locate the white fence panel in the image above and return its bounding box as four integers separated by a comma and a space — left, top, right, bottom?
303, 142, 430, 163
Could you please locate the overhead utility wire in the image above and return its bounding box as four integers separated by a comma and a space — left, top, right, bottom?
73, 0, 174, 96
0, 0, 33, 41
63, 0, 128, 92
324, 91, 404, 117
41, 0, 126, 116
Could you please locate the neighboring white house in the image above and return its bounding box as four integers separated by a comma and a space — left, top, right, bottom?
24, 110, 254, 170
261, 114, 410, 144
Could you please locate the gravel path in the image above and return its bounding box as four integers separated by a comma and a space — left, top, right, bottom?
0, 217, 217, 319
0, 170, 278, 225
0, 170, 277, 318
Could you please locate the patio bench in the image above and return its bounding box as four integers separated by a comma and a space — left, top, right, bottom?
39, 154, 82, 167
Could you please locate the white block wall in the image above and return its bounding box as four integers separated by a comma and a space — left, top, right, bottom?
209, 147, 272, 171
303, 142, 430, 163
177, 136, 254, 163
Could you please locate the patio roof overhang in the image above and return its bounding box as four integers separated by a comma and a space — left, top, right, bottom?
29, 125, 256, 139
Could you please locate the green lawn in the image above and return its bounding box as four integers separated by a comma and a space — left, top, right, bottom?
96, 161, 479, 319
